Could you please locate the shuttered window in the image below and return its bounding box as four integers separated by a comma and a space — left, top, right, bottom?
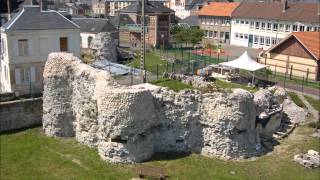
60, 37, 68, 52
18, 39, 28, 56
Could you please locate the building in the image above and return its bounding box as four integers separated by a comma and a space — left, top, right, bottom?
73, 18, 119, 49
92, 0, 108, 17
178, 15, 199, 28
230, 1, 320, 50
259, 32, 320, 81
198, 2, 239, 45
116, 1, 174, 48
0, 6, 80, 94
166, 0, 210, 19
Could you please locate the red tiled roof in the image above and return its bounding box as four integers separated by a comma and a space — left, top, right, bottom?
292, 32, 320, 61
198, 2, 240, 17
268, 32, 320, 61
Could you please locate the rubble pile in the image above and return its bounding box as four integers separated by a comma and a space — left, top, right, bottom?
294, 150, 320, 169
163, 72, 217, 90
42, 53, 301, 163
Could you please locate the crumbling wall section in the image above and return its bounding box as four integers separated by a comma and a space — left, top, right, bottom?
43, 53, 284, 163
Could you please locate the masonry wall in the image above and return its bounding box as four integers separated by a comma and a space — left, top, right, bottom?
259, 53, 319, 81
0, 98, 42, 133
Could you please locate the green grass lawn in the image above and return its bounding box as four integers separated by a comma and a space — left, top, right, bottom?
304, 95, 320, 112
125, 51, 168, 74
1, 127, 319, 180
151, 79, 193, 92
288, 92, 306, 108
214, 79, 257, 93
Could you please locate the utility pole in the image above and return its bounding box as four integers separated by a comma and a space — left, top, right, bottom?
140, 0, 146, 83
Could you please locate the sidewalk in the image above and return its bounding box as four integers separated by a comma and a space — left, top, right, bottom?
275, 81, 320, 100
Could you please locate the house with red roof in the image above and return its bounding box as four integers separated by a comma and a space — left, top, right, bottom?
198, 2, 240, 45
260, 32, 320, 81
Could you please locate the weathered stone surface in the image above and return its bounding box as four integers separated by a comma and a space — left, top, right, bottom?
90, 32, 117, 62
0, 98, 42, 133
43, 53, 290, 163
254, 89, 283, 137
294, 150, 320, 169
282, 98, 308, 124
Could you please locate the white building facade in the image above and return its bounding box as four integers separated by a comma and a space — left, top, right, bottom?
230, 18, 320, 50
0, 6, 80, 95
230, 1, 320, 50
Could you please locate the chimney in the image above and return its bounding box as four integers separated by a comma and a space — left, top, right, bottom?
7, 0, 11, 20
281, 0, 288, 13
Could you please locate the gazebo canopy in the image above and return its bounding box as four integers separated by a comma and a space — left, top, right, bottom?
219, 51, 267, 71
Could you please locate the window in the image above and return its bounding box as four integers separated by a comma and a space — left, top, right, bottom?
299, 26, 305, 32
266, 37, 271, 46
271, 37, 277, 45
88, 36, 93, 47
261, 22, 265, 30
273, 24, 278, 31
21, 68, 30, 84
254, 35, 258, 44
215, 18, 219, 25
201, 18, 205, 24
210, 18, 214, 25
220, 32, 225, 39
18, 39, 28, 56
235, 33, 239, 39
292, 25, 298, 32
240, 33, 244, 39
279, 24, 284, 31
226, 19, 230, 25
1, 38, 6, 55
255, 22, 260, 29
306, 26, 311, 31
235, 20, 239, 24
250, 21, 254, 29
212, 31, 217, 38
60, 37, 68, 52
221, 19, 225, 25
241, 20, 245, 25
4, 66, 8, 81
244, 34, 248, 39
245, 21, 249, 25
267, 23, 271, 30
285, 24, 290, 32
259, 36, 264, 45
209, 31, 213, 38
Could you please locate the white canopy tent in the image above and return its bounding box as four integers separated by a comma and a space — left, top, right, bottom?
219, 51, 268, 84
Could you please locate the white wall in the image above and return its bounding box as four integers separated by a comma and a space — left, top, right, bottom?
230, 18, 320, 50
0, 28, 80, 94
0, 33, 12, 92
80, 33, 96, 49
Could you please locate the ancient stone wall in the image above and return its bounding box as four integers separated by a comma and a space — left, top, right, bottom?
43, 53, 284, 163
0, 98, 42, 133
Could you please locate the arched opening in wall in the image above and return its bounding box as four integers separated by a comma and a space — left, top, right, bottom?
88, 36, 93, 47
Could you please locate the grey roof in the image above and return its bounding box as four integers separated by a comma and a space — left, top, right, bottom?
110, 14, 135, 26
119, 2, 174, 14
178, 15, 199, 27
73, 18, 117, 33
2, 6, 79, 32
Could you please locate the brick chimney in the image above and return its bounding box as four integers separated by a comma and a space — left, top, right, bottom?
281, 0, 288, 13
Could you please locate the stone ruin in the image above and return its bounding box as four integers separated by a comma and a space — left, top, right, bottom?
89, 32, 117, 62
43, 53, 291, 163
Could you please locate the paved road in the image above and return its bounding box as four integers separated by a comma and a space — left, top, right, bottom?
275, 81, 320, 99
